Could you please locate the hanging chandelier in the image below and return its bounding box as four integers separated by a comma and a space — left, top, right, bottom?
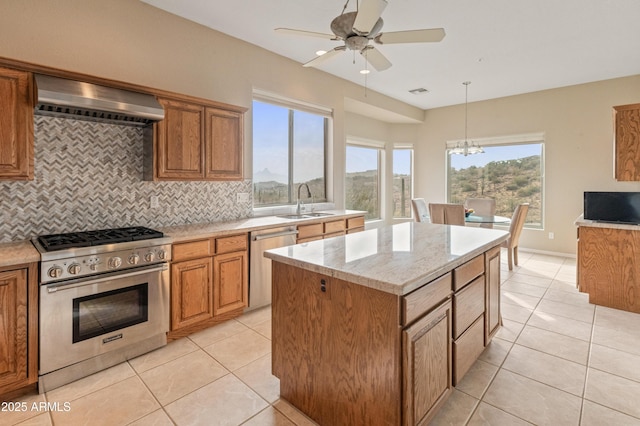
450, 81, 484, 156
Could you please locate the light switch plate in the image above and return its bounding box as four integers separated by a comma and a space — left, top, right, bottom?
150, 195, 159, 209
236, 192, 250, 203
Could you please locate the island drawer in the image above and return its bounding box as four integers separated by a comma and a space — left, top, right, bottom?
215, 234, 247, 254
453, 314, 485, 385
403, 272, 452, 326
453, 275, 485, 339
173, 239, 213, 261
453, 255, 484, 291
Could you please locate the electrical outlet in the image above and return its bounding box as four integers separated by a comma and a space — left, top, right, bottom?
150, 195, 159, 209
236, 192, 250, 203
548, 232, 554, 240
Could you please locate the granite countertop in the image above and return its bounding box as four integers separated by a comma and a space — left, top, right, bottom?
0, 240, 40, 267
264, 222, 509, 296
575, 214, 640, 231
160, 210, 366, 243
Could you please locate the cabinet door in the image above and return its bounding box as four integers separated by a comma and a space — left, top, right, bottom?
205, 107, 243, 180
155, 98, 204, 180
614, 103, 640, 181
403, 299, 452, 426
213, 251, 248, 316
485, 246, 501, 341
0, 269, 28, 390
171, 258, 213, 330
0, 67, 33, 180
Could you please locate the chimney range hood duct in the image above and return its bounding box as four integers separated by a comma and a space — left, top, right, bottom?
34, 74, 164, 126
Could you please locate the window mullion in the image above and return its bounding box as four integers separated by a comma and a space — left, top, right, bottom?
288, 109, 294, 204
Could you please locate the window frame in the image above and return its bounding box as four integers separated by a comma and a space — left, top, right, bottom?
392, 145, 414, 220
445, 133, 545, 229
345, 138, 385, 221
252, 91, 331, 208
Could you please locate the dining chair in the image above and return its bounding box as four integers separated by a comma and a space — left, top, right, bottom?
466, 198, 496, 229
428, 203, 465, 226
411, 198, 430, 222
502, 203, 529, 270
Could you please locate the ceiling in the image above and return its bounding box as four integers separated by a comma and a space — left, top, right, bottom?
140, 0, 640, 110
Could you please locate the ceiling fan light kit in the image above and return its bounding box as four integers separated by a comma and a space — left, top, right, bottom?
275, 0, 445, 73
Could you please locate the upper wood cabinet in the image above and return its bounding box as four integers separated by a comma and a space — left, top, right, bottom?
0, 67, 33, 180
614, 103, 640, 181
147, 96, 245, 181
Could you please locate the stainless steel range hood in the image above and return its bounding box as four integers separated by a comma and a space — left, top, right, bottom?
34, 74, 164, 126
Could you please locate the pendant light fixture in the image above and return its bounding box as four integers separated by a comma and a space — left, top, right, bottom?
450, 81, 484, 156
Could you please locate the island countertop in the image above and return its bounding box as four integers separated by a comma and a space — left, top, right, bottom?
265, 222, 509, 296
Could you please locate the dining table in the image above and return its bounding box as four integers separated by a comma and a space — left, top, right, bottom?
465, 214, 511, 225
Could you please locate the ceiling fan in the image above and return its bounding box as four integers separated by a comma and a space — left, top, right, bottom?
275, 0, 445, 72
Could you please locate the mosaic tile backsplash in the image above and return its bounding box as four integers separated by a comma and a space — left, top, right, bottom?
0, 116, 252, 242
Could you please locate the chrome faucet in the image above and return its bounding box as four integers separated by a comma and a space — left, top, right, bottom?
296, 183, 312, 215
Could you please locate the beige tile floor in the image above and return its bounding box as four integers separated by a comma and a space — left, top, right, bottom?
4, 249, 640, 425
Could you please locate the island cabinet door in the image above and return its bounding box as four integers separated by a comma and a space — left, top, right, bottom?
485, 246, 501, 341
272, 262, 402, 426
402, 299, 452, 426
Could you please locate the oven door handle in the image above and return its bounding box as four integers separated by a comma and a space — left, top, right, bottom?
45, 264, 168, 293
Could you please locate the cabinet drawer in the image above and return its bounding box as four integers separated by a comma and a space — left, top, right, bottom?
324, 219, 346, 234
297, 223, 323, 240
173, 239, 213, 261
453, 255, 484, 291
403, 272, 452, 326
453, 276, 485, 339
347, 216, 365, 229
453, 315, 485, 385
215, 234, 247, 254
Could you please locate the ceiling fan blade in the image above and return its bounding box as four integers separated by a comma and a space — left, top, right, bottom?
275, 28, 337, 40
303, 47, 345, 68
353, 0, 388, 35
375, 28, 446, 44
361, 46, 392, 71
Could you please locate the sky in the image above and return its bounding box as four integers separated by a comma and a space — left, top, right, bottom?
449, 144, 542, 169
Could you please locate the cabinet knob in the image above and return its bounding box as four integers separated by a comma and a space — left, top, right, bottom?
320, 279, 327, 292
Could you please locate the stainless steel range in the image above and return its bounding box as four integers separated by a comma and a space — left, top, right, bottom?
32, 226, 171, 393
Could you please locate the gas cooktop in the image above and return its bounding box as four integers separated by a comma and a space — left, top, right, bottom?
36, 226, 165, 252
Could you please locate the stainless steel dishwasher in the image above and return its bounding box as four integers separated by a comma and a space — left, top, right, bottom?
249, 226, 298, 310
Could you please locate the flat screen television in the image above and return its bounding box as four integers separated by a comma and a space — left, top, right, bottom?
584, 192, 640, 224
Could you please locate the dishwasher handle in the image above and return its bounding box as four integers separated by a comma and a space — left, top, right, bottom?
253, 229, 299, 241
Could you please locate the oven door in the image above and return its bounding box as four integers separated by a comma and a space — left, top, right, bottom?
39, 264, 169, 375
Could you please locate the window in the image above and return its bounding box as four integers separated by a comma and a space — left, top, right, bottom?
446, 137, 544, 228
393, 148, 413, 218
252, 97, 328, 207
345, 144, 382, 220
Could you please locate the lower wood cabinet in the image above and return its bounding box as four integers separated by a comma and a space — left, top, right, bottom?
0, 264, 38, 396
169, 234, 248, 338
577, 225, 640, 313
171, 257, 214, 329
296, 215, 365, 243
402, 299, 452, 426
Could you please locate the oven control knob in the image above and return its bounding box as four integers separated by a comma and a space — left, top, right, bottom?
157, 249, 167, 260
68, 263, 81, 275
128, 254, 140, 265
108, 257, 122, 269
144, 252, 155, 262
48, 266, 63, 278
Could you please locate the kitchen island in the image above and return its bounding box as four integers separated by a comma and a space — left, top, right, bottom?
265, 222, 509, 425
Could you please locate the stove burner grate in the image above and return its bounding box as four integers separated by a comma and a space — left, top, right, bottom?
38, 226, 164, 251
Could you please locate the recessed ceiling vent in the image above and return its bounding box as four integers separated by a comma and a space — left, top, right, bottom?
409, 87, 429, 95
34, 74, 164, 126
